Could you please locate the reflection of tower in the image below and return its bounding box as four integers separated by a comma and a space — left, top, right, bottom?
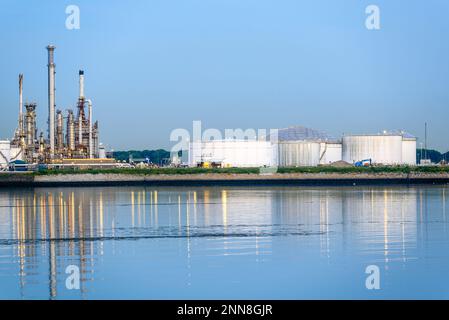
4, 189, 117, 299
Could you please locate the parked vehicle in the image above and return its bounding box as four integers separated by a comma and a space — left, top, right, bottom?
354, 159, 372, 167
8, 160, 28, 172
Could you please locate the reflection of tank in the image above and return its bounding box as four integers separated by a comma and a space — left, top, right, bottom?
273, 186, 419, 255
273, 188, 344, 225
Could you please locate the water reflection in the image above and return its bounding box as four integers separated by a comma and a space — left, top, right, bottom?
0, 185, 448, 299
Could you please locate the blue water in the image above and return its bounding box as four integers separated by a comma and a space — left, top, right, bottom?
0, 185, 448, 299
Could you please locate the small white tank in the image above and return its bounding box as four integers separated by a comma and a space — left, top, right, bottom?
98, 144, 106, 159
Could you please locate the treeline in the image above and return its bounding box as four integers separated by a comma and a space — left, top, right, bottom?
417, 149, 449, 164
112, 149, 171, 165
112, 149, 449, 165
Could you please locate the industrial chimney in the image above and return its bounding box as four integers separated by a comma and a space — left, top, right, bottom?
79, 70, 85, 100
18, 74, 24, 147
18, 74, 23, 132
47, 45, 56, 158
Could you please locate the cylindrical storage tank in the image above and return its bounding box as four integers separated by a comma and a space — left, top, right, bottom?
0, 140, 11, 168
98, 144, 106, 159
402, 138, 417, 165
278, 141, 321, 167
275, 126, 340, 167
342, 135, 403, 165
319, 142, 343, 165
10, 147, 23, 162
188, 140, 274, 167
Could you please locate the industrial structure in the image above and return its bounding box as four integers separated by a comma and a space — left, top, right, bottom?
187, 127, 418, 168
188, 126, 344, 168
0, 45, 104, 170
0, 45, 422, 171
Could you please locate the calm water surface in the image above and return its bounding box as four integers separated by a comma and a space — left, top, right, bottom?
0, 185, 448, 299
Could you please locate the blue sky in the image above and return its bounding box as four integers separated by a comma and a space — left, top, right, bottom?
0, 0, 448, 151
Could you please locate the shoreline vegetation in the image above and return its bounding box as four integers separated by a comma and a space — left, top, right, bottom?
33, 165, 449, 176
1, 166, 449, 187
113, 149, 449, 165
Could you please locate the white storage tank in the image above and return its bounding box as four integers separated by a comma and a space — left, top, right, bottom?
402, 135, 417, 165
0, 140, 11, 169
98, 144, 107, 159
319, 142, 343, 165
276, 126, 342, 167
10, 147, 23, 162
189, 139, 275, 167
342, 131, 417, 165
278, 141, 321, 166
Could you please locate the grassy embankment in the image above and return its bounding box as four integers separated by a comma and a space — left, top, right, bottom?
34, 166, 449, 176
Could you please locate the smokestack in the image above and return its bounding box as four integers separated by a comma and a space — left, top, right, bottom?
17, 74, 25, 150
47, 45, 56, 158
18, 74, 23, 134
79, 70, 85, 100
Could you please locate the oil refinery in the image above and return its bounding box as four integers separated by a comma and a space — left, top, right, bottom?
0, 45, 114, 170
0, 45, 421, 171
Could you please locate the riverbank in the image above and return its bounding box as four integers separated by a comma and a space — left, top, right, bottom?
1, 170, 449, 187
